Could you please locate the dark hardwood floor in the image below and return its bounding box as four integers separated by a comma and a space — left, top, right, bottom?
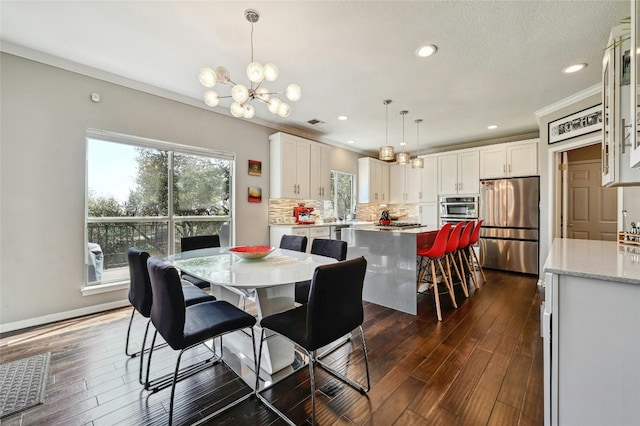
0, 269, 543, 425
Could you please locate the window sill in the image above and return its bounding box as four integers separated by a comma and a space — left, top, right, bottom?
81, 281, 129, 296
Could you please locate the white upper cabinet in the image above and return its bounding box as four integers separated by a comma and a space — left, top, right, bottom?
389, 164, 405, 203
390, 164, 423, 203
601, 26, 640, 186
631, 0, 640, 168
479, 140, 538, 179
270, 132, 311, 199
309, 143, 331, 200
358, 157, 390, 203
405, 166, 422, 203
438, 149, 479, 195
419, 155, 438, 203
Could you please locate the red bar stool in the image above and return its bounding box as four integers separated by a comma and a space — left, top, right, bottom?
444, 222, 469, 298
466, 219, 486, 288
456, 221, 476, 294
416, 223, 457, 321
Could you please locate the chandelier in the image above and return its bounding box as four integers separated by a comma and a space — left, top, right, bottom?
378, 100, 395, 161
411, 119, 424, 169
198, 9, 301, 119
396, 110, 411, 165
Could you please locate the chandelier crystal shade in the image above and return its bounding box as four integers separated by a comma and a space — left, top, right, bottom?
412, 119, 424, 169
396, 110, 410, 165
198, 9, 301, 119
378, 100, 395, 161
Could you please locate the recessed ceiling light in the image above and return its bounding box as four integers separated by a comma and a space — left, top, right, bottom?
347, 140, 355, 144
416, 44, 438, 58
562, 63, 587, 74
487, 124, 499, 130
338, 115, 349, 121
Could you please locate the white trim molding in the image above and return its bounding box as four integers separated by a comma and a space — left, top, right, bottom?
534, 84, 601, 122
0, 300, 130, 334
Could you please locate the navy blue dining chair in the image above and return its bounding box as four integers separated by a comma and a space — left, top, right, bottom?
257, 256, 370, 426
146, 256, 257, 425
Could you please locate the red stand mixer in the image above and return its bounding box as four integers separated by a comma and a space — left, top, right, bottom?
293, 204, 315, 224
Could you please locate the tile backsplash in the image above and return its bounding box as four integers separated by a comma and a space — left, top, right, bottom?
268, 199, 333, 224
269, 199, 421, 224
356, 203, 419, 222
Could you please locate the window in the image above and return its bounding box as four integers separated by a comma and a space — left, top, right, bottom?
86, 131, 233, 287
330, 171, 355, 220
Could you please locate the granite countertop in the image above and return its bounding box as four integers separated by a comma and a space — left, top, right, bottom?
269, 221, 372, 228
346, 225, 432, 234
544, 238, 640, 285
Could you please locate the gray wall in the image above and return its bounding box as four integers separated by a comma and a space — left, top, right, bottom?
0, 53, 359, 328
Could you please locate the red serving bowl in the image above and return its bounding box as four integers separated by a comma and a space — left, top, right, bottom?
229, 245, 276, 260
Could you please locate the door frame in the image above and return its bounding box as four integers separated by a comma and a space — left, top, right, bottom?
547, 134, 621, 245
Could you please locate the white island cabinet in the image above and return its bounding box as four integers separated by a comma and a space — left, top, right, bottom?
542, 239, 640, 426
342, 225, 434, 315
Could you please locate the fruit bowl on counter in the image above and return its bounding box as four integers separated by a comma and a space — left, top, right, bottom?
229, 246, 276, 260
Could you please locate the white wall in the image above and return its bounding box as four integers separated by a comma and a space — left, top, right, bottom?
623, 187, 640, 229
534, 88, 640, 274
0, 53, 358, 329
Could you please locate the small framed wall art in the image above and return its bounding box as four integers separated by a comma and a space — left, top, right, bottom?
548, 104, 602, 144
248, 160, 262, 176
248, 187, 262, 203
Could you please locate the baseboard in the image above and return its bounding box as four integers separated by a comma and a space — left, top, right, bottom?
0, 300, 130, 333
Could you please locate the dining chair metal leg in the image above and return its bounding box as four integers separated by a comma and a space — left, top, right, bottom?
125, 307, 137, 357
315, 326, 371, 393
256, 329, 297, 426
144, 329, 221, 393
185, 331, 259, 426
309, 350, 316, 426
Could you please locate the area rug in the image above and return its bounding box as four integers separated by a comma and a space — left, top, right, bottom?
0, 352, 50, 419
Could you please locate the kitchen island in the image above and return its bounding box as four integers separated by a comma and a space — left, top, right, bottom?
342, 225, 434, 315
542, 238, 640, 426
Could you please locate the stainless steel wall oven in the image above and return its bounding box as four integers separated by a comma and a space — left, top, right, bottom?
439, 195, 479, 226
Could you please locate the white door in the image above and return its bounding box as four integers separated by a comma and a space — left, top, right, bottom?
567, 160, 617, 240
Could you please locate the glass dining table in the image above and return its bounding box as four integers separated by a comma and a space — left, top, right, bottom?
166, 246, 337, 376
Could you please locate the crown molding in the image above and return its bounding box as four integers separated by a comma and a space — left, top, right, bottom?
534, 84, 601, 121
1, 41, 368, 154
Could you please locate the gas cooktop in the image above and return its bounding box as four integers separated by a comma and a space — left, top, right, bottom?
375, 222, 423, 229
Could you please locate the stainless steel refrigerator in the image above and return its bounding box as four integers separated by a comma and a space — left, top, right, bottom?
479, 176, 539, 274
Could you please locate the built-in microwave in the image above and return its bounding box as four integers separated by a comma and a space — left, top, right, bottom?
440, 195, 479, 224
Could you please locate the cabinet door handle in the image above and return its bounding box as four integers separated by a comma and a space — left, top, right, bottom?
503, 164, 506, 173
508, 164, 512, 173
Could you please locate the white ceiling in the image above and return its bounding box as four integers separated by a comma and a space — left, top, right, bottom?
0, 1, 630, 156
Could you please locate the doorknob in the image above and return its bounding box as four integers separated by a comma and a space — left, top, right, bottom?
568, 223, 573, 227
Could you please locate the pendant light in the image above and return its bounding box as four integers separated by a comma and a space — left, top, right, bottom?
411, 119, 424, 169
396, 110, 410, 165
378, 100, 395, 161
